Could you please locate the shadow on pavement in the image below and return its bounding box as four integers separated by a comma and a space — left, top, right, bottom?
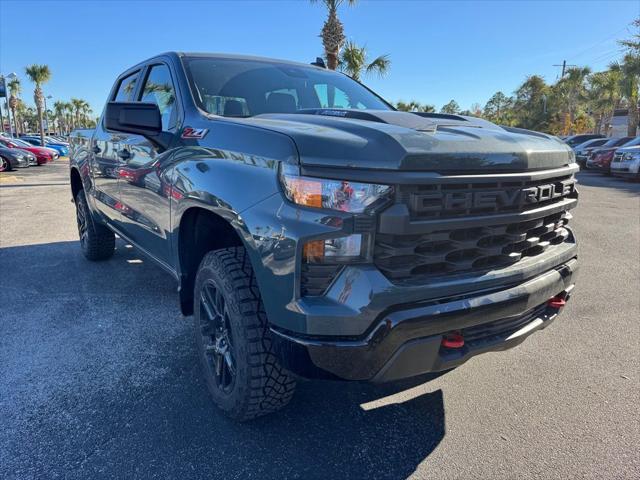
1, 240, 446, 479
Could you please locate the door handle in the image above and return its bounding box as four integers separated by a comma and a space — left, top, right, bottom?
92, 145, 101, 154
118, 149, 131, 160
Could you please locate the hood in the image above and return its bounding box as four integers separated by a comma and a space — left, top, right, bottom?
22, 145, 53, 156
237, 110, 573, 173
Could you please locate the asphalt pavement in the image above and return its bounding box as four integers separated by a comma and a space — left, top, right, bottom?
1, 160, 639, 479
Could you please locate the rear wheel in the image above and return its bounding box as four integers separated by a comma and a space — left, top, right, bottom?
0, 156, 11, 172
194, 247, 296, 421
74, 189, 115, 261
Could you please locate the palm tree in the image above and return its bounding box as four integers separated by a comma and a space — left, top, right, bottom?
53, 100, 67, 134
587, 70, 622, 134
24, 64, 51, 146
555, 66, 591, 134
64, 102, 74, 133
7, 78, 21, 136
71, 98, 85, 129
80, 102, 92, 128
338, 41, 390, 81
311, 0, 357, 70
610, 54, 640, 136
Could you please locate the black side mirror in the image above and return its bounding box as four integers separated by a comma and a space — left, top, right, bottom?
104, 102, 171, 151
105, 101, 161, 136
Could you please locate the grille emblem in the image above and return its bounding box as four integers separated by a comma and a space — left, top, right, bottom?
411, 179, 576, 213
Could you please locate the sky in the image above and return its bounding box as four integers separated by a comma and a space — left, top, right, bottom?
1, 0, 638, 116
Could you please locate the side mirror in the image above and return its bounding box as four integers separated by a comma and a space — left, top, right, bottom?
105, 101, 161, 136
104, 101, 172, 151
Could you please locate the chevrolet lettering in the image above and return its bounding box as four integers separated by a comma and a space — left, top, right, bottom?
412, 178, 577, 213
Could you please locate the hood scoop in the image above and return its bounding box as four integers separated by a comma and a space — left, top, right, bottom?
296, 108, 439, 132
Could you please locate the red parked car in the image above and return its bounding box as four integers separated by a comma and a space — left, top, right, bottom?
0, 137, 55, 165
586, 136, 635, 172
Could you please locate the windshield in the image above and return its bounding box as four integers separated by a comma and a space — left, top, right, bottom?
11, 139, 34, 147
182, 57, 392, 117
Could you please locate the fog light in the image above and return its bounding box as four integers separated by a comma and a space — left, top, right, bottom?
303, 234, 365, 263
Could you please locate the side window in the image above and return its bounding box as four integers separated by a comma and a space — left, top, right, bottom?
113, 72, 139, 102
139, 64, 177, 131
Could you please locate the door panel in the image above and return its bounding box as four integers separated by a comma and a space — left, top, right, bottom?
116, 137, 174, 265
90, 123, 122, 224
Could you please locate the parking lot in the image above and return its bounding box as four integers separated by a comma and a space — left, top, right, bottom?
0, 160, 639, 479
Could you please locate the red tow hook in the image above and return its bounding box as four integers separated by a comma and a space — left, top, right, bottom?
547, 295, 567, 309
441, 331, 465, 349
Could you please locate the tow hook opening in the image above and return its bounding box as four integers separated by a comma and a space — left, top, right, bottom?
441, 331, 465, 349
547, 291, 569, 309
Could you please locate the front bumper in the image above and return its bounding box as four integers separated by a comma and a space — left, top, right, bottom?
611, 161, 640, 178
271, 258, 577, 382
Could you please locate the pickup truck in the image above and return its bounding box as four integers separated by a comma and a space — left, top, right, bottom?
69, 52, 579, 421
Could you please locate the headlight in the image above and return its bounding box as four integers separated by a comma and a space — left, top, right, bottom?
280, 164, 392, 213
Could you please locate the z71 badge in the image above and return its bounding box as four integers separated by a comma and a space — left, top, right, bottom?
181, 127, 209, 139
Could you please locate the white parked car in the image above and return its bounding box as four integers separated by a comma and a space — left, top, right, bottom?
610, 141, 640, 180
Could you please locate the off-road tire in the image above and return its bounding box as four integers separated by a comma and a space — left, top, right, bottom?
194, 247, 296, 421
74, 189, 115, 261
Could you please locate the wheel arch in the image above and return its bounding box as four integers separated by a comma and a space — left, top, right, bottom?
70, 166, 83, 199
176, 205, 258, 316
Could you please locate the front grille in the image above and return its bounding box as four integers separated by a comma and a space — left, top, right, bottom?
375, 211, 571, 280
375, 168, 578, 282
613, 152, 624, 163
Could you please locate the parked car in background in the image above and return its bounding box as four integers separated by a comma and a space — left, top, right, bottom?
573, 138, 609, 166
0, 137, 55, 164
610, 138, 640, 180
564, 133, 605, 148
586, 137, 636, 172
0, 145, 32, 171
20, 136, 69, 156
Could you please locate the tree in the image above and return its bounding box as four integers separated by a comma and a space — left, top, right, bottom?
311, 0, 357, 70
64, 102, 74, 132
71, 98, 88, 128
610, 55, 640, 136
483, 91, 513, 124
7, 78, 21, 135
554, 66, 591, 134
611, 19, 640, 135
440, 99, 460, 115
338, 41, 390, 81
587, 70, 622, 134
396, 100, 435, 112
53, 100, 67, 134
24, 64, 51, 146
513, 75, 549, 131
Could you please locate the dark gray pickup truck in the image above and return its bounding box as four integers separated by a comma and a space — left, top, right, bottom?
69, 52, 578, 421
